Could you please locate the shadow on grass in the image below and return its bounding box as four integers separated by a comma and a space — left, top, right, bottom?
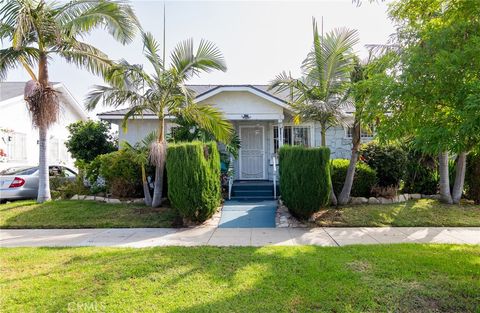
1, 244, 479, 312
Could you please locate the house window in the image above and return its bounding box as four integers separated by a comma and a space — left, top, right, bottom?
273, 126, 311, 153
346, 124, 375, 139
6, 132, 27, 161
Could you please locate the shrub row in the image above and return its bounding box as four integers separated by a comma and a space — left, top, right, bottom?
166, 141, 221, 222
330, 159, 377, 197
279, 146, 330, 219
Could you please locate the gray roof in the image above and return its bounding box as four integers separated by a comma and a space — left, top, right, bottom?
99, 84, 291, 116
0, 81, 60, 101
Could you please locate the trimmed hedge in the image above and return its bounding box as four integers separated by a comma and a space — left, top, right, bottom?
360, 142, 407, 187
466, 152, 480, 204
331, 159, 377, 197
166, 141, 221, 223
279, 146, 330, 219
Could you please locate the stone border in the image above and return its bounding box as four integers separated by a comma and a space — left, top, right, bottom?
70, 195, 145, 204
349, 193, 440, 205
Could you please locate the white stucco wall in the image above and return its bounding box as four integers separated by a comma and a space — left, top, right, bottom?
198, 91, 284, 120
0, 94, 86, 171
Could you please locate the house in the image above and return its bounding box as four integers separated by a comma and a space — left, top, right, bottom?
98, 85, 373, 181
0, 82, 88, 171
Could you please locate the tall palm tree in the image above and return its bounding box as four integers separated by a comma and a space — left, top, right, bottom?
0, 0, 139, 203
270, 18, 359, 205
86, 32, 233, 207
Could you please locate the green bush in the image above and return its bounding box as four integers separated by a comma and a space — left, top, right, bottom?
360, 142, 407, 187
466, 152, 480, 204
87, 150, 142, 198
279, 146, 330, 219
331, 159, 377, 197
402, 149, 439, 194
166, 141, 221, 223
65, 120, 117, 163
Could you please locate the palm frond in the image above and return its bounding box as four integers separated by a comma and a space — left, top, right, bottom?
55, 39, 112, 76
57, 0, 139, 44
142, 32, 163, 76
85, 84, 146, 111
171, 38, 226, 79
0, 46, 39, 80
177, 104, 233, 144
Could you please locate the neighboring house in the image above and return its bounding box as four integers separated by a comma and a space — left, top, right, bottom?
0, 82, 88, 171
98, 85, 373, 181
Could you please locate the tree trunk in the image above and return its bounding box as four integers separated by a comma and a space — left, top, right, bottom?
452, 152, 467, 204
36, 53, 51, 203
438, 152, 453, 204
151, 118, 166, 208
338, 119, 361, 205
141, 165, 152, 206
320, 122, 337, 206
320, 124, 327, 147
37, 126, 51, 203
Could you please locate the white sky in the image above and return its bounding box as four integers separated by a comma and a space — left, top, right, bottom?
3, 0, 395, 118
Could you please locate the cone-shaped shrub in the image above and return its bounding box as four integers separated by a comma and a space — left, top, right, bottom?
279, 146, 331, 219
167, 141, 221, 223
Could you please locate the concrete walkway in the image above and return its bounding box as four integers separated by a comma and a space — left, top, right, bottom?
1, 227, 479, 247
219, 200, 277, 228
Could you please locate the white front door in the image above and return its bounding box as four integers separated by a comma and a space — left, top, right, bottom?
239, 126, 265, 180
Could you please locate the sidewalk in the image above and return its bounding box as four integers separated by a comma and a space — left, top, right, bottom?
1, 227, 479, 247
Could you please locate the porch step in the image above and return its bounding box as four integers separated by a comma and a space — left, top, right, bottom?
229, 180, 279, 201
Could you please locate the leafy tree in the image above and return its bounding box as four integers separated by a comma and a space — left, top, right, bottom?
270, 17, 359, 205
66, 120, 117, 163
86, 32, 233, 207
0, 0, 138, 203
363, 0, 480, 204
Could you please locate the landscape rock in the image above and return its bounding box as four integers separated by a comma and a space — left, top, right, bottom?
70, 195, 79, 200
398, 194, 406, 202
404, 194, 411, 200
368, 197, 380, 204
379, 197, 392, 204
132, 198, 145, 204
350, 197, 368, 205
106, 198, 121, 204
410, 193, 421, 199
94, 196, 105, 202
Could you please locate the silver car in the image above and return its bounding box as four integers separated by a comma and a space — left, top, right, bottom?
0, 165, 77, 202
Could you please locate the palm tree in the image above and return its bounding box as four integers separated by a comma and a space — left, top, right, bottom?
337, 58, 370, 205
121, 131, 157, 206
0, 0, 139, 203
86, 32, 233, 207
270, 18, 359, 205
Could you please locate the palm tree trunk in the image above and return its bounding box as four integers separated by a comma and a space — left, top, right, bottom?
439, 152, 453, 204
320, 122, 337, 206
151, 117, 166, 208
338, 120, 361, 205
36, 53, 51, 203
141, 165, 152, 206
452, 152, 467, 204
37, 125, 51, 203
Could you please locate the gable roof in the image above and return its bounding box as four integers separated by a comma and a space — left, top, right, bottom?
0, 81, 58, 101
98, 84, 292, 118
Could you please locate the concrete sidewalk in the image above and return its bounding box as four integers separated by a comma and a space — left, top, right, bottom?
1, 227, 479, 247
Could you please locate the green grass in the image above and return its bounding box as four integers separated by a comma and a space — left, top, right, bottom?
0, 245, 478, 312
0, 200, 177, 229
316, 199, 480, 227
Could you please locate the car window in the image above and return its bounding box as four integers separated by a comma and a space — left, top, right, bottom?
63, 168, 77, 178
0, 167, 38, 175
49, 166, 62, 177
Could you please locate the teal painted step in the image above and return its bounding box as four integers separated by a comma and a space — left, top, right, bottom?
233, 190, 273, 197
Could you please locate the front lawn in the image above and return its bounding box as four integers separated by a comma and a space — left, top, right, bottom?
315, 199, 480, 227
0, 245, 478, 312
0, 200, 177, 229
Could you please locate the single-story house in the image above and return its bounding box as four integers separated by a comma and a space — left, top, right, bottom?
98, 85, 373, 181
0, 82, 88, 171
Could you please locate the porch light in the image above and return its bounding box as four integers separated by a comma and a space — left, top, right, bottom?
242, 114, 251, 119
